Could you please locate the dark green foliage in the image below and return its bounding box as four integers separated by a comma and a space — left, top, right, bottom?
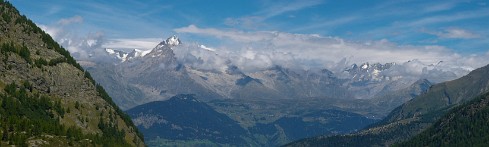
84, 71, 96, 85
0, 82, 65, 145
97, 117, 126, 143
18, 44, 30, 63
75, 101, 80, 109
1, 11, 10, 23
34, 57, 65, 68
0, 82, 133, 146
34, 58, 47, 68
284, 119, 429, 147
96, 84, 144, 142
54, 100, 65, 117
0, 42, 30, 63
396, 92, 489, 146
48, 57, 66, 66
22, 80, 32, 92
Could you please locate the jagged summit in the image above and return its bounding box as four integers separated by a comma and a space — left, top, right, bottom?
345, 62, 395, 82
105, 48, 151, 62
166, 35, 181, 46
105, 35, 181, 62
347, 62, 395, 72
157, 35, 181, 47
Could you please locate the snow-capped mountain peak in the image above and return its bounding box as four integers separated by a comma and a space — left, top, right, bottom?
105, 48, 151, 62
105, 35, 182, 62
154, 35, 181, 51
166, 35, 181, 46
345, 62, 395, 82
105, 48, 129, 62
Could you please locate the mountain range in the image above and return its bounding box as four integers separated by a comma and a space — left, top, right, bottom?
80, 35, 461, 146
87, 35, 452, 112
286, 63, 489, 146
3, 0, 487, 146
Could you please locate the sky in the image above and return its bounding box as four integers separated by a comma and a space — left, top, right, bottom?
8, 0, 489, 76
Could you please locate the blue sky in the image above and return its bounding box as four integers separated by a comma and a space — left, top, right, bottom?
8, 0, 489, 71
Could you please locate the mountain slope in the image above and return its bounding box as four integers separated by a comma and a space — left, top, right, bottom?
396, 92, 489, 146
286, 64, 489, 146
0, 1, 143, 146
126, 94, 249, 146
370, 79, 432, 115
250, 109, 376, 146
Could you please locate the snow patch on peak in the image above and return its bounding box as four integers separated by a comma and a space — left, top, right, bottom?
154, 35, 182, 50
361, 64, 369, 69
105, 48, 129, 61
105, 48, 151, 62
166, 35, 181, 46
132, 49, 152, 57
106, 48, 116, 54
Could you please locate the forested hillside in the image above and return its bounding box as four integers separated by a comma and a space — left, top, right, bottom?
0, 1, 144, 146
396, 92, 489, 146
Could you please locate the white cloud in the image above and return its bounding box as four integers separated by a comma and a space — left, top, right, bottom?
57, 15, 83, 25
428, 28, 479, 39
175, 24, 276, 42
407, 8, 489, 27
224, 0, 324, 29
39, 16, 105, 60
258, 0, 324, 19
38, 24, 61, 39
290, 16, 358, 32
199, 45, 216, 52
422, 2, 457, 13
174, 25, 489, 77
103, 38, 162, 50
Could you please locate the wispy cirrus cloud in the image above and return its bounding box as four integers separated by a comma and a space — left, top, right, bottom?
57, 15, 83, 25
425, 28, 480, 39
224, 0, 324, 29
256, 0, 324, 18
290, 16, 358, 33
406, 8, 489, 27
175, 25, 276, 42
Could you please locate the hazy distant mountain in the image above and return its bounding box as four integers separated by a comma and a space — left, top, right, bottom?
286, 64, 489, 146
89, 36, 356, 110
84, 35, 468, 146
87, 36, 441, 111
370, 79, 433, 114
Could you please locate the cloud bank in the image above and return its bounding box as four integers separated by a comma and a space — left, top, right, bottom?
40, 16, 489, 83
174, 25, 489, 80
39, 16, 162, 60
38, 16, 105, 60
